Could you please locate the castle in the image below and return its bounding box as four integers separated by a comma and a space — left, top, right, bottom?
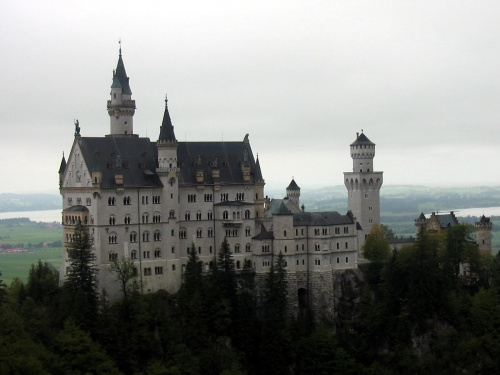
58, 50, 383, 313
414, 211, 492, 254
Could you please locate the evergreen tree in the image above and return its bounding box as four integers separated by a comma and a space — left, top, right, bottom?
215, 237, 237, 306
178, 243, 209, 352
26, 260, 59, 306
258, 252, 291, 375
0, 270, 6, 305
62, 222, 98, 329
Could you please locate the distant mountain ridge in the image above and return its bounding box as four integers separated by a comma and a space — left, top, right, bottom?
0, 193, 60, 213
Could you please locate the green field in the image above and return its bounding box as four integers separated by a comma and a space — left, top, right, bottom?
0, 247, 62, 285
0, 219, 63, 285
0, 221, 61, 244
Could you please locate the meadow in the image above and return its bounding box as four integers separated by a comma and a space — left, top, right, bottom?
0, 219, 62, 284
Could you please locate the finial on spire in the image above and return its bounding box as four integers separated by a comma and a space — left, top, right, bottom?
119, 39, 122, 56
165, 93, 168, 106
361, 129, 364, 133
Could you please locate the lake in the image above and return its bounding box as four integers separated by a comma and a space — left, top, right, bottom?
0, 209, 61, 223
436, 207, 500, 218
0, 206, 499, 224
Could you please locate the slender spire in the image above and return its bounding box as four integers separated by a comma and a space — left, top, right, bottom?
58, 153, 67, 174
254, 154, 263, 181
112, 43, 132, 95
158, 95, 177, 142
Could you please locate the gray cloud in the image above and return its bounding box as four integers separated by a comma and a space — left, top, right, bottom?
1, 0, 499, 193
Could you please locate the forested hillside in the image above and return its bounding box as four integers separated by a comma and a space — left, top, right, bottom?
1, 223, 500, 374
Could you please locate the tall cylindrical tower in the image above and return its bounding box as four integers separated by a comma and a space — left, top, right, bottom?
344, 131, 383, 255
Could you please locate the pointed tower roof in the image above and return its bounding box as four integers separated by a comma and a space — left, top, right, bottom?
158, 97, 177, 142
58, 153, 66, 173
479, 215, 490, 224
274, 201, 293, 215
112, 48, 132, 95
351, 131, 375, 146
287, 179, 300, 190
254, 155, 263, 181
418, 212, 426, 220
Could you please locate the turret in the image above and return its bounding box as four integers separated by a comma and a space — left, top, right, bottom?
286, 178, 300, 208
350, 131, 375, 172
107, 45, 136, 136
415, 212, 427, 231
254, 155, 266, 230
344, 131, 383, 256
475, 215, 492, 254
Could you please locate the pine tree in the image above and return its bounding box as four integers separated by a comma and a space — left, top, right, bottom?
258, 252, 291, 375
26, 260, 59, 306
0, 270, 6, 305
215, 237, 237, 303
62, 223, 98, 328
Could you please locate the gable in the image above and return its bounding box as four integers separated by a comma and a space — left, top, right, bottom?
62, 140, 93, 188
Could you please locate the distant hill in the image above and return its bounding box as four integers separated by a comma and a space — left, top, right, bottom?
0, 193, 60, 213
268, 185, 500, 215
2, 185, 500, 215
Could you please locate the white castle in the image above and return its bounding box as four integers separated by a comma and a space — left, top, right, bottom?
58, 50, 383, 313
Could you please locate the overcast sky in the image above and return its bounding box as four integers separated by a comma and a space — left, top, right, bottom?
1, 0, 500, 195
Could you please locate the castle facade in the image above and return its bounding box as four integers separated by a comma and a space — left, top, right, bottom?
59, 51, 382, 310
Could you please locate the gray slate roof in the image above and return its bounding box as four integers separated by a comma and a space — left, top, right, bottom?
158, 101, 176, 142
73, 136, 260, 189
253, 224, 274, 240
351, 132, 374, 146
58, 155, 66, 174
436, 212, 459, 228
77, 137, 162, 188
112, 53, 132, 95
287, 179, 300, 190
293, 211, 354, 226
177, 141, 259, 186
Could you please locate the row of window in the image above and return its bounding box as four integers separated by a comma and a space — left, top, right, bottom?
64, 215, 88, 225
67, 197, 92, 206
258, 242, 351, 252
107, 195, 162, 206
259, 257, 350, 268
143, 267, 164, 276
294, 226, 350, 236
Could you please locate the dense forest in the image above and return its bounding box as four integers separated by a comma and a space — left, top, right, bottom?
1, 223, 500, 374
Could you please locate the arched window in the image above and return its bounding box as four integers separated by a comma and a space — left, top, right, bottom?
244, 210, 251, 219
223, 211, 229, 220
130, 232, 137, 243
143, 231, 150, 242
